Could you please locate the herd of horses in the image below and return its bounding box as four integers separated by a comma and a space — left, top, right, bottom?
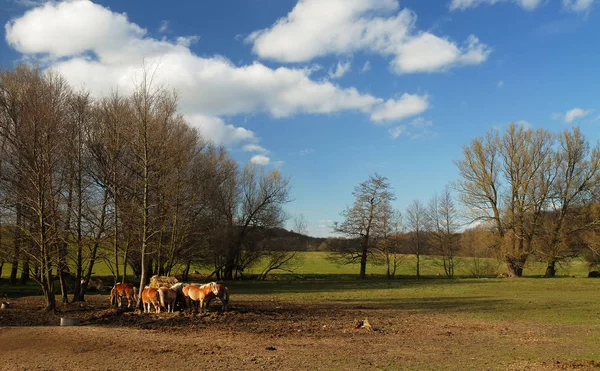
109, 281, 229, 314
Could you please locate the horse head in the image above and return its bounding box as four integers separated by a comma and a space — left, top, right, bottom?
210, 282, 219, 296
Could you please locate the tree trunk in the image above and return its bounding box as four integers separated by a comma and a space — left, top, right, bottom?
121, 241, 128, 283
21, 259, 30, 284
10, 207, 21, 285
359, 241, 368, 280
223, 242, 239, 280
182, 261, 190, 281
9, 259, 18, 285
544, 260, 557, 278
505, 256, 526, 277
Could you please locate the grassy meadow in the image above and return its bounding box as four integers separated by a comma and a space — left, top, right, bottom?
0, 251, 593, 281
2, 251, 599, 367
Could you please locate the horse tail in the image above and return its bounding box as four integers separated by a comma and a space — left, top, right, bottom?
222, 288, 229, 303
158, 288, 165, 309
133, 287, 139, 302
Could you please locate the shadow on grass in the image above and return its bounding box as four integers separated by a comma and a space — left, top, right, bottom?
321, 296, 508, 314
225, 276, 498, 296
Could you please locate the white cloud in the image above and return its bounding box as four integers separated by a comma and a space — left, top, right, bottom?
328, 60, 351, 79
361, 61, 371, 73
451, 0, 595, 11
250, 154, 270, 166
14, 0, 48, 7
370, 94, 430, 122
186, 114, 257, 146
515, 120, 532, 129
300, 148, 314, 156
3, 0, 430, 158
449, 0, 542, 11
564, 108, 593, 123
242, 144, 269, 154
497, 80, 504, 88
158, 20, 169, 33
562, 0, 595, 12
388, 117, 433, 139
247, 0, 491, 74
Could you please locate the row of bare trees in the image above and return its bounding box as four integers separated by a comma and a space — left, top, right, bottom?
0, 65, 291, 311
332, 174, 460, 279
456, 123, 600, 277
333, 124, 600, 279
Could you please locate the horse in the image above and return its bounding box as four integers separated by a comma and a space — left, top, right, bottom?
110, 283, 137, 309
186, 282, 219, 313
141, 287, 161, 313
169, 283, 188, 311
158, 287, 177, 313
205, 283, 229, 312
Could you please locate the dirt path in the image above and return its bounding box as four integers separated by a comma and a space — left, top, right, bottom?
0, 296, 598, 370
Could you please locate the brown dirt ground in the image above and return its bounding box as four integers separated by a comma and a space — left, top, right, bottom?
0, 295, 599, 371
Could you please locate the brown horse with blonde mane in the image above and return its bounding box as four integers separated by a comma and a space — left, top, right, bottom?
110, 283, 137, 309
186, 282, 219, 313
205, 283, 229, 312
141, 287, 161, 313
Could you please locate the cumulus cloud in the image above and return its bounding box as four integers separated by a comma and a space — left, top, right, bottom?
451, 0, 594, 11
562, 0, 595, 12
515, 120, 532, 129
388, 117, 433, 139
449, 0, 542, 10
370, 94, 430, 123
250, 154, 271, 165
564, 108, 593, 123
243, 144, 269, 154
158, 20, 169, 33
361, 61, 371, 73
328, 60, 351, 79
247, 0, 491, 74
186, 114, 257, 146
4, 0, 430, 154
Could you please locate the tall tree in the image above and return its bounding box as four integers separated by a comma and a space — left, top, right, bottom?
455, 123, 600, 277
406, 199, 427, 278
0, 66, 71, 311
222, 163, 291, 280
427, 186, 460, 278
334, 173, 395, 280
535, 128, 600, 277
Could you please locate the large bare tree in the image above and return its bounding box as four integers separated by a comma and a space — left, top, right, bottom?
334, 173, 395, 280
427, 186, 460, 278
456, 123, 600, 277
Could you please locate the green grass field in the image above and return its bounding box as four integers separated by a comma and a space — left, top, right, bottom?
0, 251, 593, 280
2, 251, 599, 367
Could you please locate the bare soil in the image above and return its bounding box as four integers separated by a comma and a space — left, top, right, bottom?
0, 295, 598, 370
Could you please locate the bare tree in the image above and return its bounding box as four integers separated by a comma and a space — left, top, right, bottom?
456, 124, 555, 276
222, 163, 291, 280
334, 173, 395, 280
0, 66, 71, 311
534, 128, 600, 276
373, 207, 405, 279
427, 186, 460, 278
406, 199, 427, 278
293, 214, 308, 235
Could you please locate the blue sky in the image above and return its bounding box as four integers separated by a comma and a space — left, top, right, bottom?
1, 0, 600, 237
